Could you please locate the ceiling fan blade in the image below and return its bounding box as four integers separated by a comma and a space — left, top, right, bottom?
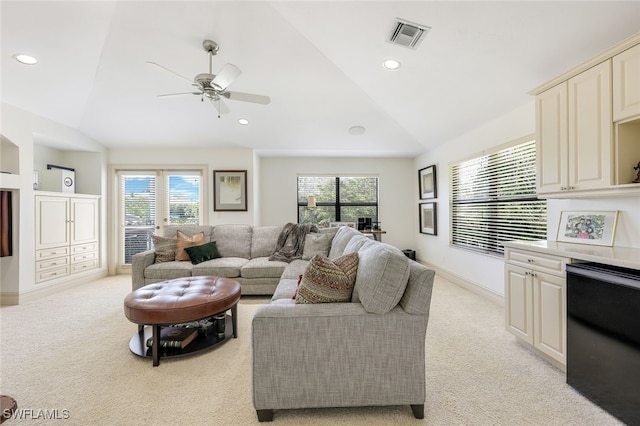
210, 97, 231, 115
223, 91, 271, 105
157, 92, 200, 97
146, 61, 193, 84
212, 63, 242, 91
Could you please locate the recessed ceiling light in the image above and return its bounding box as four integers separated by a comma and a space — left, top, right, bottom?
382, 59, 400, 70
348, 125, 366, 136
238, 118, 249, 125
13, 53, 38, 65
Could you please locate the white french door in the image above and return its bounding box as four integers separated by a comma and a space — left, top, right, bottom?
116, 168, 204, 268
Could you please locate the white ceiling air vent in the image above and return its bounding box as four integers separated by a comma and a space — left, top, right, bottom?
388, 19, 431, 49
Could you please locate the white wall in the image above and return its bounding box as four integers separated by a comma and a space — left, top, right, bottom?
108, 147, 256, 226
415, 101, 640, 298
259, 156, 415, 250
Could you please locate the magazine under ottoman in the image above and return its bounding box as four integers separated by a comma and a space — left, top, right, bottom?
123, 276, 241, 366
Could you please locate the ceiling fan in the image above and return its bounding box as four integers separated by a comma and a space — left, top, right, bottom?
147, 40, 270, 116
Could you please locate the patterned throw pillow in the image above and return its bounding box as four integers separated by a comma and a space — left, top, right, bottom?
295, 253, 359, 304
152, 235, 177, 263
184, 241, 221, 265
175, 231, 205, 261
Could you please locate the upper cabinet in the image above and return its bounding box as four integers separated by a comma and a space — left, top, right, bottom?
613, 43, 640, 122
532, 32, 640, 197
537, 61, 612, 194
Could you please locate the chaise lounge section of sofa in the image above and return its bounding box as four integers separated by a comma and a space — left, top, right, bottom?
251, 226, 435, 421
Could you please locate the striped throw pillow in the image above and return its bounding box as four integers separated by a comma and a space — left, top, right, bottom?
295, 253, 359, 304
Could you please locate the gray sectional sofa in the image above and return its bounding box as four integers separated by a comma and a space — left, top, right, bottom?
131, 224, 337, 295
251, 226, 435, 421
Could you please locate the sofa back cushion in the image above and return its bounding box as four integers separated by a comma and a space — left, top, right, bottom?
328, 226, 361, 259
161, 225, 213, 241
352, 243, 410, 314
213, 224, 252, 258
251, 225, 283, 258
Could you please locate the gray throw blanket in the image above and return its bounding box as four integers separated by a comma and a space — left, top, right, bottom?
269, 222, 319, 263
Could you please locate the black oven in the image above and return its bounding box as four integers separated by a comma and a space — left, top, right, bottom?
566, 262, 640, 425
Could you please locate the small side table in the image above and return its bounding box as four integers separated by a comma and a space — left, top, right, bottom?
0, 395, 17, 424
361, 230, 386, 242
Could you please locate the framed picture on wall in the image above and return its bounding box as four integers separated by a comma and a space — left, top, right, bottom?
556, 210, 619, 246
213, 170, 247, 211
419, 202, 437, 235
419, 165, 437, 199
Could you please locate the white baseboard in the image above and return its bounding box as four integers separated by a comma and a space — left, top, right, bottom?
417, 259, 504, 307
1, 269, 108, 305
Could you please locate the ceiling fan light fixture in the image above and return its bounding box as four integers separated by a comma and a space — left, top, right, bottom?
348, 125, 366, 135
383, 59, 401, 70
13, 53, 38, 65
238, 118, 249, 125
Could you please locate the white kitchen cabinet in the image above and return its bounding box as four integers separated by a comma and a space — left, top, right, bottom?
35, 192, 99, 283
536, 61, 613, 194
505, 247, 569, 368
613, 43, 640, 122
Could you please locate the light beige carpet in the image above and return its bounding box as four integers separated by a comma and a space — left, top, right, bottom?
0, 274, 622, 426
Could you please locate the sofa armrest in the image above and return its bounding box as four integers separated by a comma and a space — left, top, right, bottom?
131, 249, 156, 291
251, 302, 428, 411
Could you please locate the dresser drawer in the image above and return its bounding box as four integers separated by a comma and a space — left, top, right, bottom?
71, 259, 98, 274
505, 248, 569, 276
36, 256, 70, 272
71, 242, 97, 255
36, 246, 70, 261
36, 265, 70, 283
71, 250, 97, 264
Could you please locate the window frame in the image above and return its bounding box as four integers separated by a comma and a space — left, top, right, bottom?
296, 175, 379, 226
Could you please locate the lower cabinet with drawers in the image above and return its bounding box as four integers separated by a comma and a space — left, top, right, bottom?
35, 192, 100, 284
504, 246, 570, 370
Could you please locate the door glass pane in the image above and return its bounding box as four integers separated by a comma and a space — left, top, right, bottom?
167, 174, 201, 225
121, 174, 156, 264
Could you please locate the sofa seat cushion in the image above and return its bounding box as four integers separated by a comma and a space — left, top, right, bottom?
280, 259, 309, 280
352, 243, 410, 314
271, 278, 299, 301
241, 257, 287, 279
191, 257, 247, 278
296, 253, 359, 304
145, 261, 193, 280
213, 224, 252, 259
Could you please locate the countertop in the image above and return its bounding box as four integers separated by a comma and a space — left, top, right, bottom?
502, 240, 640, 270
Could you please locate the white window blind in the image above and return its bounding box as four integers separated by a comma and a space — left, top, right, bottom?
450, 139, 546, 255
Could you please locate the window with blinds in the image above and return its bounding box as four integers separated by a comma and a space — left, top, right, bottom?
297, 176, 378, 227
117, 169, 203, 266
450, 139, 546, 255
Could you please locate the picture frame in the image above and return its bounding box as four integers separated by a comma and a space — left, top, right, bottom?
419, 202, 437, 235
556, 210, 619, 246
213, 170, 247, 211
419, 165, 437, 199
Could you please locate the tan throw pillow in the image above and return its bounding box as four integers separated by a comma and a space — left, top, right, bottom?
295, 253, 359, 304
152, 235, 177, 263
175, 231, 205, 261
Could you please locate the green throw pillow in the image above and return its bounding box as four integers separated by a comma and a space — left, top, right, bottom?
295, 252, 359, 304
184, 241, 221, 265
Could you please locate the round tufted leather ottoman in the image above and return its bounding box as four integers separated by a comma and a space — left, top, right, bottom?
124, 276, 241, 366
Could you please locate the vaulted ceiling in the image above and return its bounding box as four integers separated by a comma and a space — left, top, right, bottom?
2, 1, 639, 157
